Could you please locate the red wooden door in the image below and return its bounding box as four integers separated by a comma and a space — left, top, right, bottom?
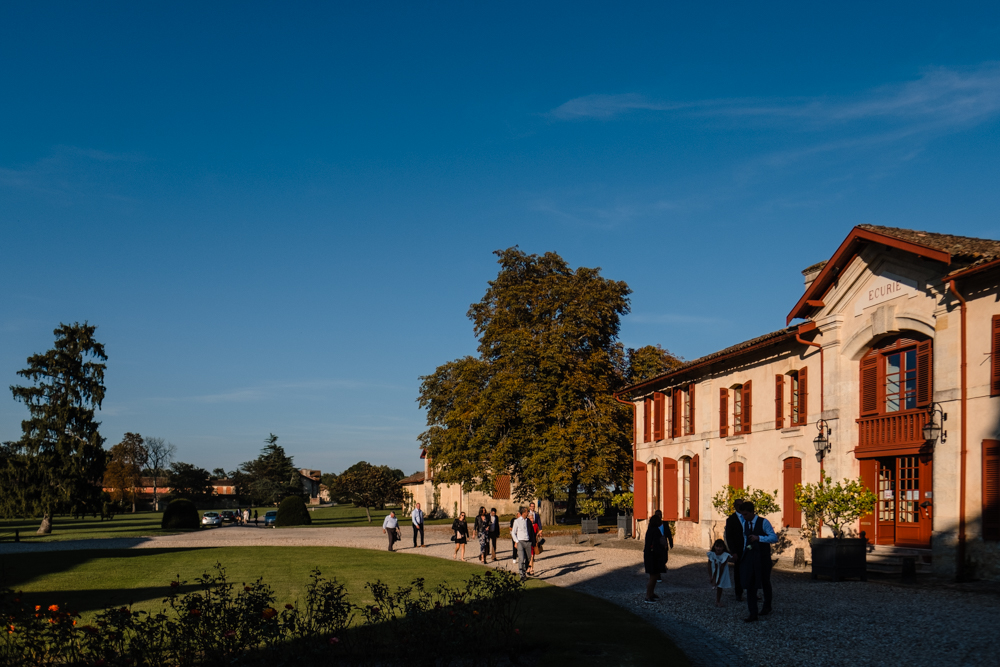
663, 458, 678, 521
728, 462, 744, 490
859, 460, 877, 544
876, 458, 896, 545
633, 461, 647, 520
782, 458, 802, 528
896, 455, 933, 547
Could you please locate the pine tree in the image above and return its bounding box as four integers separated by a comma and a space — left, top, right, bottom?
1, 323, 107, 534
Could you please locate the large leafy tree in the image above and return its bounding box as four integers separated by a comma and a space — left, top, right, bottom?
338, 461, 402, 523
165, 462, 214, 501
0, 323, 108, 534
104, 432, 149, 513
419, 248, 638, 523
232, 434, 300, 505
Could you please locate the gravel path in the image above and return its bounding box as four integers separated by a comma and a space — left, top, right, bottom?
4, 526, 999, 667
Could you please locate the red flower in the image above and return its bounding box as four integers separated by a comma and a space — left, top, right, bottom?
261, 608, 278, 620
515, 628, 520, 634
284, 604, 294, 610
48, 605, 59, 613
329, 637, 340, 645
189, 609, 202, 617
224, 630, 236, 638
34, 606, 41, 612
244, 586, 252, 592
170, 581, 180, 589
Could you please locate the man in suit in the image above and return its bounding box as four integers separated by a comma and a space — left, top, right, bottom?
724, 498, 746, 601
738, 501, 777, 622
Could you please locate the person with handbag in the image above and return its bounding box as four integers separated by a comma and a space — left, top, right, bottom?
451, 511, 469, 560
382, 510, 400, 552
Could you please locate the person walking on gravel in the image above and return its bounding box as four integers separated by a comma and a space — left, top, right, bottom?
452, 512, 469, 560
643, 513, 668, 603
411, 502, 426, 548
382, 510, 400, 552
475, 506, 490, 564
511, 507, 532, 581
488, 508, 500, 561
738, 501, 777, 622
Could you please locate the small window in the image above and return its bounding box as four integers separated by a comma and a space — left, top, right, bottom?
681, 457, 691, 519
730, 381, 752, 434
788, 371, 800, 423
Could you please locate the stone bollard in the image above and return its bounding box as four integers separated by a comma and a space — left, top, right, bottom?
902, 556, 917, 583
793, 548, 805, 568
617, 527, 625, 540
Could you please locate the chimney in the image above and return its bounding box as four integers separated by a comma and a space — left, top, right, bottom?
802, 261, 827, 292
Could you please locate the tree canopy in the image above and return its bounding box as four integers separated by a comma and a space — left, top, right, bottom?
166, 462, 214, 502
104, 432, 149, 513
337, 461, 402, 522
0, 323, 107, 534
419, 248, 664, 520
232, 434, 300, 505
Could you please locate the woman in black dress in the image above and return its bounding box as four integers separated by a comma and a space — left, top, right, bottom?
643, 513, 667, 602
474, 506, 490, 564
452, 511, 469, 561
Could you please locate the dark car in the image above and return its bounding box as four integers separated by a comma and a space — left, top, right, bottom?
220, 511, 237, 523
263, 510, 277, 527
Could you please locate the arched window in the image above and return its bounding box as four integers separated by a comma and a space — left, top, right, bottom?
860, 335, 932, 416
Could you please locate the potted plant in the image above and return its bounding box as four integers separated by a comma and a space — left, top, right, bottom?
578, 498, 604, 534
711, 485, 780, 517
611, 492, 633, 537
795, 475, 877, 582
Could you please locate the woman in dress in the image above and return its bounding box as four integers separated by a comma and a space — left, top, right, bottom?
474, 506, 490, 564
643, 514, 668, 603
452, 511, 469, 560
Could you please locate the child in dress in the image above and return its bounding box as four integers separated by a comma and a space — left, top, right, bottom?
707, 538, 733, 607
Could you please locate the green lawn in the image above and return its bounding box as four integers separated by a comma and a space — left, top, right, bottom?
0, 546, 688, 666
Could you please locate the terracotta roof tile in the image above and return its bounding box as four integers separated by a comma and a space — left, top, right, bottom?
400, 472, 425, 485
857, 224, 1000, 266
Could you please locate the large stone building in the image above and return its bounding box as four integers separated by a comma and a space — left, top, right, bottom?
402, 450, 527, 518
619, 225, 1000, 581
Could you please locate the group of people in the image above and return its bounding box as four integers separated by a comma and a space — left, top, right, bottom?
234, 507, 259, 526
380, 502, 430, 551
643, 498, 777, 622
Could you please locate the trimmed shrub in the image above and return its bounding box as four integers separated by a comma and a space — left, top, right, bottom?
161, 498, 199, 529
275, 495, 312, 527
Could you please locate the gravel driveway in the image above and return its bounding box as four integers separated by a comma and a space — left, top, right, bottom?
3, 525, 998, 667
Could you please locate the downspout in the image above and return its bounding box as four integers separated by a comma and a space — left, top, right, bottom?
614, 392, 638, 537
948, 279, 968, 580
796, 323, 825, 482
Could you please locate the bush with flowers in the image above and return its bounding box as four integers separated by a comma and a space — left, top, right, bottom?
0, 563, 525, 666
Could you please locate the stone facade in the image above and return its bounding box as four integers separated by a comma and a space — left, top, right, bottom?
624, 225, 1000, 581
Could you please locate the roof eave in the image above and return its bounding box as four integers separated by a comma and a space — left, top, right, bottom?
786, 226, 951, 324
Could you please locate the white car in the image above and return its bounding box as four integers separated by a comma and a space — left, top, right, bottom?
201, 512, 222, 527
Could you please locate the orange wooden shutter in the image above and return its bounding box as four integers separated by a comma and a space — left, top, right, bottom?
492, 474, 511, 500
774, 374, 784, 430
728, 462, 744, 490
689, 454, 700, 523
662, 458, 678, 521
688, 383, 696, 435
632, 402, 638, 444
984, 440, 1000, 541
743, 380, 752, 434
798, 366, 809, 426
671, 390, 681, 438
666, 390, 673, 439
916, 340, 933, 408
782, 458, 802, 528
859, 459, 877, 544
653, 392, 664, 441
643, 397, 652, 442
993, 316, 1000, 396
633, 460, 648, 520
719, 388, 729, 438
860, 355, 879, 416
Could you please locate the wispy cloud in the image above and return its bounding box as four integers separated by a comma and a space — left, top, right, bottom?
154, 379, 409, 404
550, 63, 1000, 135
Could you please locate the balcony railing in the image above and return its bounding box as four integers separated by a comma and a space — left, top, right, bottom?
856, 411, 929, 451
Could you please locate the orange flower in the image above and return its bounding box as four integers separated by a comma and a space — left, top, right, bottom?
284, 604, 294, 610
261, 608, 277, 620
472, 611, 479, 616
48, 605, 59, 613
170, 581, 180, 589
189, 609, 201, 617
7, 625, 13, 635
34, 606, 41, 612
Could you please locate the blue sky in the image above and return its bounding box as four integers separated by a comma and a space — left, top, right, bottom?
2, 2, 1000, 475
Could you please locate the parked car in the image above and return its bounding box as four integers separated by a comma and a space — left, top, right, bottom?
263, 510, 277, 527
201, 512, 222, 528
220, 510, 237, 523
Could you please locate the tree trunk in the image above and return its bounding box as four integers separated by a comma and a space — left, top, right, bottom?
365, 506, 372, 523
566, 485, 579, 520
540, 497, 556, 527
37, 513, 52, 535
153, 477, 159, 511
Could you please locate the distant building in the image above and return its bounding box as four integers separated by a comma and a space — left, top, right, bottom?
299, 469, 322, 505
410, 450, 532, 518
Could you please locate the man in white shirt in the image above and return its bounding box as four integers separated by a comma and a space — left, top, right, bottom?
411, 503, 426, 548
510, 506, 531, 581
739, 501, 778, 622
382, 510, 399, 552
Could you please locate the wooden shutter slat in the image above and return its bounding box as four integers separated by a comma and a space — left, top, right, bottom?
662, 458, 678, 521
798, 366, 809, 426
743, 380, 752, 434
643, 397, 652, 443
775, 374, 784, 430
859, 459, 877, 544
690, 455, 700, 523
984, 440, 1000, 541
729, 462, 744, 490
992, 317, 1000, 397
633, 460, 648, 521
653, 392, 664, 441
916, 340, 933, 408
688, 384, 696, 435
672, 389, 682, 439
719, 388, 729, 438
860, 355, 879, 416
782, 458, 802, 528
